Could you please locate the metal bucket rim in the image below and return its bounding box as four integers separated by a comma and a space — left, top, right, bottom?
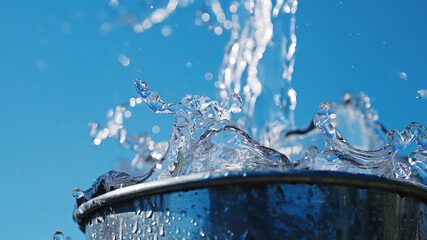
73, 170, 427, 232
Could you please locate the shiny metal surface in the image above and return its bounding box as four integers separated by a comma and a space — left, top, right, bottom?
74, 170, 427, 239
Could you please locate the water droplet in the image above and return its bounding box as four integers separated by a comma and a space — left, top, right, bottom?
201, 13, 210, 22
132, 220, 138, 233
161, 25, 172, 37
224, 20, 232, 29
399, 72, 407, 80
124, 110, 132, 118
109, 0, 118, 8
416, 89, 426, 99
72, 188, 84, 199
96, 216, 104, 223
146, 209, 153, 218
60, 22, 72, 34
229, 4, 238, 13
134, 200, 142, 215
100, 22, 111, 33
204, 72, 213, 81
118, 54, 130, 67
52, 231, 64, 240
195, 18, 202, 26
159, 225, 165, 236
214, 26, 223, 35
152, 125, 160, 134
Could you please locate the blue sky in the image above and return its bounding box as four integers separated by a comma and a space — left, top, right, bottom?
0, 1, 426, 239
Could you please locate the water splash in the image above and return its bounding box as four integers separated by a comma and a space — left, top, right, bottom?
79, 78, 292, 201
88, 96, 168, 176
78, 0, 427, 202
82, 170, 141, 201
107, 0, 299, 138
313, 99, 426, 180
409, 150, 427, 184
270, 92, 385, 164
133, 79, 291, 181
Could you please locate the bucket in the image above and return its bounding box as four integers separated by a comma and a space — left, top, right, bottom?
74, 170, 427, 239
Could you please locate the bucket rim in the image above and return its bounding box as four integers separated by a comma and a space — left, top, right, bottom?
73, 170, 427, 232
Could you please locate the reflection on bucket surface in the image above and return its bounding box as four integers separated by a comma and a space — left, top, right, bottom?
74, 171, 427, 239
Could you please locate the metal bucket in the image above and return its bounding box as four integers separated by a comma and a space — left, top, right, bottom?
74, 170, 427, 239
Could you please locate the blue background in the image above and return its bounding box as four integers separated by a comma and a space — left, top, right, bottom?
0, 1, 426, 239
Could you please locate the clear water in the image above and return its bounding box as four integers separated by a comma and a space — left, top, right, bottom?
83, 0, 427, 199
52, 231, 64, 240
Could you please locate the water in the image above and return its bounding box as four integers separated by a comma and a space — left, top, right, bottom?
81, 0, 426, 200
52, 231, 64, 240
134, 79, 291, 180
72, 188, 84, 199
417, 89, 426, 99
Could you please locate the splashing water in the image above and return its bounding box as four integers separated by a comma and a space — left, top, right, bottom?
82, 79, 292, 201
107, 0, 299, 138
313, 100, 426, 180
133, 79, 291, 181
79, 0, 427, 200
82, 79, 426, 203
89, 96, 168, 176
